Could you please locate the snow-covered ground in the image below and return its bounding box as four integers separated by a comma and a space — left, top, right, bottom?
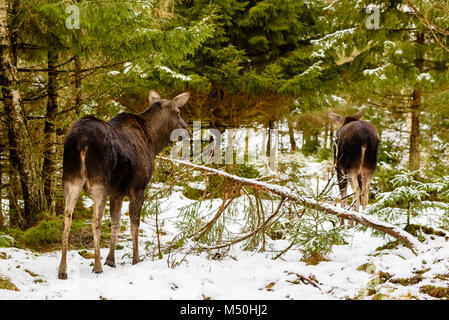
1, 184, 449, 300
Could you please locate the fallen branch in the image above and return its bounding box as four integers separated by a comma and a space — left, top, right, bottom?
157, 156, 425, 254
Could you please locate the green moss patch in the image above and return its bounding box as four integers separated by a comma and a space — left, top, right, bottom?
404, 224, 446, 242
0, 276, 19, 291
390, 276, 423, 286
434, 273, 449, 281
420, 285, 449, 299
0, 252, 9, 259
78, 250, 95, 259
0, 232, 14, 247
301, 251, 328, 265
357, 262, 375, 272
375, 240, 400, 252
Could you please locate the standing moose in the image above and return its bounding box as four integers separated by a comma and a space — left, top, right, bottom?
329, 110, 379, 225
58, 91, 190, 279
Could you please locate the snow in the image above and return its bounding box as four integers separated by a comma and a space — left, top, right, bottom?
311, 28, 356, 51
417, 73, 433, 83
1, 186, 448, 299
155, 65, 191, 82
2, 221, 448, 300
1, 155, 448, 300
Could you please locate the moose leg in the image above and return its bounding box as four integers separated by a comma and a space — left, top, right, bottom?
91, 186, 107, 273
105, 196, 123, 268
347, 170, 361, 228
129, 190, 144, 265
58, 179, 84, 279
361, 169, 374, 210
336, 167, 347, 225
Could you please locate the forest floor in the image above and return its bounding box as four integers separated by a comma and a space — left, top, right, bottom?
1, 157, 449, 300
1, 194, 449, 299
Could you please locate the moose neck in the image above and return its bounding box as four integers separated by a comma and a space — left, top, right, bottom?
138, 108, 175, 156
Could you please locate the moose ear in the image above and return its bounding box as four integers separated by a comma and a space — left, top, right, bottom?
351, 109, 365, 120
170, 92, 190, 109
148, 90, 160, 106
329, 112, 344, 124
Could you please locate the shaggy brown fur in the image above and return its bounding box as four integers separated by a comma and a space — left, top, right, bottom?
329, 110, 379, 225
58, 91, 190, 279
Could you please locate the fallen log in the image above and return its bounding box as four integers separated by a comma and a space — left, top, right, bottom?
157, 156, 425, 254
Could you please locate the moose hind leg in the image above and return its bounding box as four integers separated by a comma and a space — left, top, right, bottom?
336, 167, 348, 226
105, 196, 123, 268
129, 190, 144, 265
58, 179, 84, 279
347, 170, 361, 227
361, 169, 374, 210
91, 185, 107, 274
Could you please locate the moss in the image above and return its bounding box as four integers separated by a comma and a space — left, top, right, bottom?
182, 186, 205, 200
267, 221, 286, 240
434, 273, 449, 281
420, 285, 449, 299
0, 276, 19, 291
390, 276, 423, 286
375, 240, 400, 251
301, 251, 327, 265
357, 263, 375, 272
413, 268, 431, 276
404, 224, 446, 242
0, 232, 14, 247
78, 250, 95, 259
0, 252, 9, 259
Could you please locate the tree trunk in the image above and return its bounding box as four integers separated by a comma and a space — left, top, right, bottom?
7, 155, 20, 228
43, 50, 58, 214
408, 33, 424, 173
288, 120, 297, 152
0, 142, 4, 230
266, 120, 273, 157
0, 0, 41, 229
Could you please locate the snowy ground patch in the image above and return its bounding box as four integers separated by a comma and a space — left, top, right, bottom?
1, 195, 448, 299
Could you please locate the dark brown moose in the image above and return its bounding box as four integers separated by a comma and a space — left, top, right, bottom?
58, 91, 190, 279
329, 110, 379, 225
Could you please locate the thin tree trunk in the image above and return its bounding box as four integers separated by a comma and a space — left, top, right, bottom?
0, 0, 40, 229
43, 50, 58, 214
7, 156, 20, 228
323, 123, 329, 149
409, 33, 424, 172
288, 120, 297, 152
0, 143, 3, 230
266, 120, 273, 157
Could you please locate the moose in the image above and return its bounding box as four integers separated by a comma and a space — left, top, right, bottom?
329, 109, 379, 225
58, 91, 190, 279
